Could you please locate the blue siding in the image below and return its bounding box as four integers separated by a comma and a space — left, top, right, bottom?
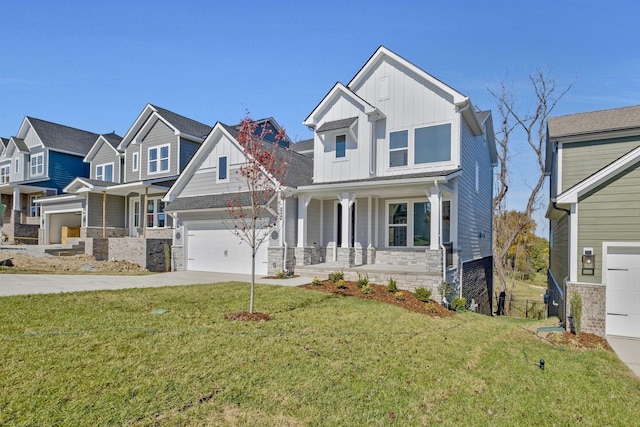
35, 151, 89, 193
179, 139, 201, 172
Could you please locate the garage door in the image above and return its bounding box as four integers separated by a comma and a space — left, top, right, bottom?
186, 222, 268, 275
606, 246, 640, 339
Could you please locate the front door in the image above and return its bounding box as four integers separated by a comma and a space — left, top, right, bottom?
129, 197, 140, 237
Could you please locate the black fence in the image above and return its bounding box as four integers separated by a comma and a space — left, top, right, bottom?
499, 298, 546, 320
461, 256, 493, 315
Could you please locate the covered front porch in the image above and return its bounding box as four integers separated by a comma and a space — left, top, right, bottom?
0, 183, 55, 244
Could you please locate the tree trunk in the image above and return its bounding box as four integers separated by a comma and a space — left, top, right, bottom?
249, 251, 255, 314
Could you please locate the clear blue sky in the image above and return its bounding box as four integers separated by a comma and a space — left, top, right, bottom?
2, 0, 639, 235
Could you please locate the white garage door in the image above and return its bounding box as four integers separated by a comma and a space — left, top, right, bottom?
606, 246, 640, 339
186, 222, 268, 275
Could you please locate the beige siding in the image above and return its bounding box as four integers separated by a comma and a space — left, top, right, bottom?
577, 163, 640, 283
87, 193, 126, 228
139, 119, 177, 180
91, 143, 121, 183
561, 137, 640, 192
457, 120, 493, 261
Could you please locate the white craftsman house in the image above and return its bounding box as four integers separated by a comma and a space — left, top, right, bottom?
164, 47, 496, 311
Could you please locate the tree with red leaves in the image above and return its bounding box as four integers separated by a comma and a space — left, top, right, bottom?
226, 116, 289, 314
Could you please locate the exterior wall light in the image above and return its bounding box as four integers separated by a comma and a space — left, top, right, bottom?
581, 253, 595, 275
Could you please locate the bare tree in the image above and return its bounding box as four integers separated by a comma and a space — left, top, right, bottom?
489, 70, 573, 292
226, 116, 289, 314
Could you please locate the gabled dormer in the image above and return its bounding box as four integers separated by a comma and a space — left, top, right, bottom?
303, 46, 486, 184
117, 104, 211, 183
84, 133, 124, 183
5, 137, 29, 183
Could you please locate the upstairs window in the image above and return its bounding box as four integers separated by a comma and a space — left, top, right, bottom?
30, 153, 44, 176
414, 123, 451, 164
218, 156, 228, 181
132, 152, 139, 172
96, 163, 114, 182
389, 130, 408, 167
148, 145, 169, 174
335, 135, 346, 158
15, 158, 20, 175
0, 165, 9, 184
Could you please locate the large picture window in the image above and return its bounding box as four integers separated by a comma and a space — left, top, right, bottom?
387, 200, 451, 247
415, 123, 451, 163
148, 145, 170, 174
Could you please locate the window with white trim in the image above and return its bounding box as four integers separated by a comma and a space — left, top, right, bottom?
335, 135, 346, 158
389, 130, 408, 167
132, 152, 139, 172
0, 165, 9, 184
146, 198, 170, 228
30, 195, 40, 217
148, 144, 169, 174
30, 153, 44, 176
218, 156, 228, 181
96, 163, 114, 182
387, 200, 451, 247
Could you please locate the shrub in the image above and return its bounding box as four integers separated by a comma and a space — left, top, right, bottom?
356, 272, 369, 288
451, 297, 467, 311
570, 292, 583, 335
330, 270, 344, 283
335, 279, 347, 289
387, 277, 398, 293
438, 281, 453, 301
361, 284, 373, 295
275, 271, 288, 279
311, 276, 321, 286
414, 287, 432, 302
394, 291, 404, 301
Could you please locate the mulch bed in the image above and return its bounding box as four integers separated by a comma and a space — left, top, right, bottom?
300, 280, 454, 317
545, 331, 612, 350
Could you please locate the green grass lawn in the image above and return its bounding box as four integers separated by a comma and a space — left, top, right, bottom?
1, 283, 638, 426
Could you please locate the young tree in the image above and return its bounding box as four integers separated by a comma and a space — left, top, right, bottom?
489, 70, 573, 292
226, 116, 289, 314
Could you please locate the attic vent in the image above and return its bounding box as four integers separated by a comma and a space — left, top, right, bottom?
378, 76, 390, 101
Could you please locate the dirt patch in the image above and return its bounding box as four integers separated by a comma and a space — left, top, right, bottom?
300, 279, 454, 318
225, 311, 272, 322
0, 252, 148, 274
545, 331, 611, 350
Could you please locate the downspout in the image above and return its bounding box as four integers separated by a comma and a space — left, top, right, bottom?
369, 117, 376, 176
435, 181, 447, 284
552, 201, 571, 216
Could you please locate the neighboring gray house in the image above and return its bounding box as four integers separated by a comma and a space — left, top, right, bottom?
546, 104, 640, 339
37, 104, 211, 271
0, 117, 100, 244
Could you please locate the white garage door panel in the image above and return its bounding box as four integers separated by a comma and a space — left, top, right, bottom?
606, 247, 640, 339
186, 223, 268, 275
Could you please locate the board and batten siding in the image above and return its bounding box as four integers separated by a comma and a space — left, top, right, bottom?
306, 198, 322, 246
576, 163, 640, 283
456, 119, 493, 262
561, 136, 640, 192
23, 126, 41, 149
179, 138, 200, 173
47, 151, 89, 193
86, 193, 126, 228
313, 97, 369, 184
138, 119, 177, 180
91, 144, 121, 183
284, 197, 297, 246
179, 133, 251, 198
549, 214, 569, 286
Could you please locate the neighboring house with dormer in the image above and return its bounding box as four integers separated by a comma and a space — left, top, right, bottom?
36, 104, 211, 271
0, 117, 100, 243
545, 105, 640, 339
163, 47, 497, 310
163, 118, 310, 274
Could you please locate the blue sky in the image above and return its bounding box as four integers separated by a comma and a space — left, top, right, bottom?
2, 0, 639, 235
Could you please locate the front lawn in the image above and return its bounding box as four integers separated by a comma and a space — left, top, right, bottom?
0, 283, 638, 425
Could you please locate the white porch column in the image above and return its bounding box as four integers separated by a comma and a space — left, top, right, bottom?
338, 192, 355, 248
427, 188, 441, 250
367, 195, 372, 248
12, 186, 21, 212
297, 195, 312, 247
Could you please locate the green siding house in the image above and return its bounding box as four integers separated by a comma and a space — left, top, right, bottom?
545, 104, 640, 339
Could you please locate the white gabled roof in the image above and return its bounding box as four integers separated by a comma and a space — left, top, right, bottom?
303, 82, 381, 127
556, 144, 640, 205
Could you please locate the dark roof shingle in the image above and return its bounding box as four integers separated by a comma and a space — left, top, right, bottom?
548, 105, 640, 138
27, 117, 100, 155
151, 104, 212, 139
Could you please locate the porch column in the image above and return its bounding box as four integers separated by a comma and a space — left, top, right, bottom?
426, 188, 441, 250
367, 195, 372, 248
12, 186, 21, 212
339, 192, 354, 248
297, 195, 312, 247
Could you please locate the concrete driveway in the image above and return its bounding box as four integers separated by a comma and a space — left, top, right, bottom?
607, 336, 640, 378
0, 271, 315, 297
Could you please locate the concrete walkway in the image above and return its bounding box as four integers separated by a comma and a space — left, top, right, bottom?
0, 271, 315, 297
607, 336, 640, 378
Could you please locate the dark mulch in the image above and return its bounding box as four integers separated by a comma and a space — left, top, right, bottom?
546, 331, 612, 350
300, 280, 454, 317
225, 311, 272, 322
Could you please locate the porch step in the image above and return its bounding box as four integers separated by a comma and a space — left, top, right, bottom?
44, 241, 85, 257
